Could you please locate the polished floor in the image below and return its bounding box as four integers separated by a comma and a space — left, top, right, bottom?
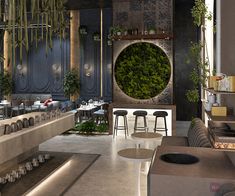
39, 121, 189, 196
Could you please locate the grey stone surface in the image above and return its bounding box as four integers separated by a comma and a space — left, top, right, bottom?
0, 112, 75, 166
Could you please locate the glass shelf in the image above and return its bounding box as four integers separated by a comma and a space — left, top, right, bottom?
204, 88, 235, 95
205, 111, 235, 123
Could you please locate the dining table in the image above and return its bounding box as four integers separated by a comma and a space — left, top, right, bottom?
0, 100, 11, 119
77, 104, 97, 121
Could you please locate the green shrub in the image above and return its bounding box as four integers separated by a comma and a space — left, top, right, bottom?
75, 121, 96, 134
115, 42, 171, 99
96, 123, 108, 133
74, 121, 108, 134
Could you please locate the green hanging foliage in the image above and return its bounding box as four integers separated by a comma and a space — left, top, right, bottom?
1, 0, 69, 66
191, 0, 212, 27
186, 0, 212, 103
115, 42, 171, 99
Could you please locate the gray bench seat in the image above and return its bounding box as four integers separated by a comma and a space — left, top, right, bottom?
161, 118, 211, 148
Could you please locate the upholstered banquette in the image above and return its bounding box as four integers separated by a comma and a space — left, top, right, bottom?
161, 118, 212, 148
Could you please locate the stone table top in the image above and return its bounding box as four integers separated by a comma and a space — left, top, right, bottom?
118, 148, 153, 162
131, 132, 162, 141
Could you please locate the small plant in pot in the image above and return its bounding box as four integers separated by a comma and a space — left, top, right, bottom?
148, 26, 156, 35
79, 25, 88, 35
109, 26, 123, 37
93, 32, 101, 41
63, 68, 80, 102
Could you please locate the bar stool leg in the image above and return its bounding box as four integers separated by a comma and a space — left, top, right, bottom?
124, 115, 128, 137
154, 117, 157, 133
123, 116, 127, 139
144, 116, 147, 132
113, 115, 117, 138
134, 115, 137, 133
164, 116, 168, 136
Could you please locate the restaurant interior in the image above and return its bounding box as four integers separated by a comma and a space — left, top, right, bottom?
0, 0, 235, 195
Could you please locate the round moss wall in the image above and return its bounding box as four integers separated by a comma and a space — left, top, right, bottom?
114, 42, 171, 99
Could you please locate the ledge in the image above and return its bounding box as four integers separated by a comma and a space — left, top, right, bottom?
112, 34, 173, 41
0, 112, 75, 165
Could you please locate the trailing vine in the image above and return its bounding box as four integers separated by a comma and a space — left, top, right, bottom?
186, 0, 212, 103
0, 0, 69, 64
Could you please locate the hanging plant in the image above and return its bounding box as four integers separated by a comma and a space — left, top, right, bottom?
79, 25, 88, 35
1, 0, 69, 65
93, 32, 100, 41
186, 0, 212, 103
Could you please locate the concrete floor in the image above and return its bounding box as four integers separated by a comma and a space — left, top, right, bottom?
39, 121, 190, 196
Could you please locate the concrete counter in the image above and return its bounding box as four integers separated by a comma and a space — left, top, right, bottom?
148, 146, 235, 196
0, 112, 75, 171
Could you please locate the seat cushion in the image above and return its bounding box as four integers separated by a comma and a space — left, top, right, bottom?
133, 110, 147, 116
113, 110, 127, 116
153, 111, 168, 117
161, 136, 189, 146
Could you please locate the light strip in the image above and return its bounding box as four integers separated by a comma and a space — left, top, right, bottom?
216, 0, 221, 104
100, 8, 103, 98
25, 160, 72, 196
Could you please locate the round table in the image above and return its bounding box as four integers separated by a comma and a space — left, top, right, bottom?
118, 148, 153, 196
131, 132, 162, 148
131, 132, 162, 140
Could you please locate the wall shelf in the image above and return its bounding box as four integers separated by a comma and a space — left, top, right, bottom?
112, 34, 173, 41
204, 88, 235, 95
205, 111, 235, 123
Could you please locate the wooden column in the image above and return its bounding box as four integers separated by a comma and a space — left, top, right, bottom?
3, 31, 12, 73
70, 10, 80, 101
70, 10, 80, 71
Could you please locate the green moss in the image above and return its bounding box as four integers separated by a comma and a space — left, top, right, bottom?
115, 42, 171, 99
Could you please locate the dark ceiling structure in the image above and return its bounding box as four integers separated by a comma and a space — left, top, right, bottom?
64, 0, 113, 10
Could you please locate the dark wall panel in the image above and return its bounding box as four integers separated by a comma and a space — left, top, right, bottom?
13, 37, 70, 101
174, 0, 199, 120
80, 8, 112, 102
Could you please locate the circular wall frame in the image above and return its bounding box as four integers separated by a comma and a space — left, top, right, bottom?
114, 42, 171, 100
113, 40, 173, 104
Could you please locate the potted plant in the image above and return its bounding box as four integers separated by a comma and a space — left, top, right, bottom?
0, 71, 13, 100
79, 25, 88, 35
93, 32, 101, 41
63, 69, 80, 101
148, 26, 156, 35
109, 26, 123, 37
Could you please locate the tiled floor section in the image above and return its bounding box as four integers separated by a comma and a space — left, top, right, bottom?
39, 121, 190, 196
40, 136, 161, 196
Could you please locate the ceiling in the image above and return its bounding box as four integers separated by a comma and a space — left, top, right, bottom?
64, 0, 113, 10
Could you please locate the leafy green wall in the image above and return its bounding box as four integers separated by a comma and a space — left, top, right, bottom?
114, 42, 171, 99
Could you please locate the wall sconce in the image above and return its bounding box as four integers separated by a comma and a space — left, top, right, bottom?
52, 64, 61, 81
107, 63, 112, 73
17, 64, 24, 77
84, 64, 92, 77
